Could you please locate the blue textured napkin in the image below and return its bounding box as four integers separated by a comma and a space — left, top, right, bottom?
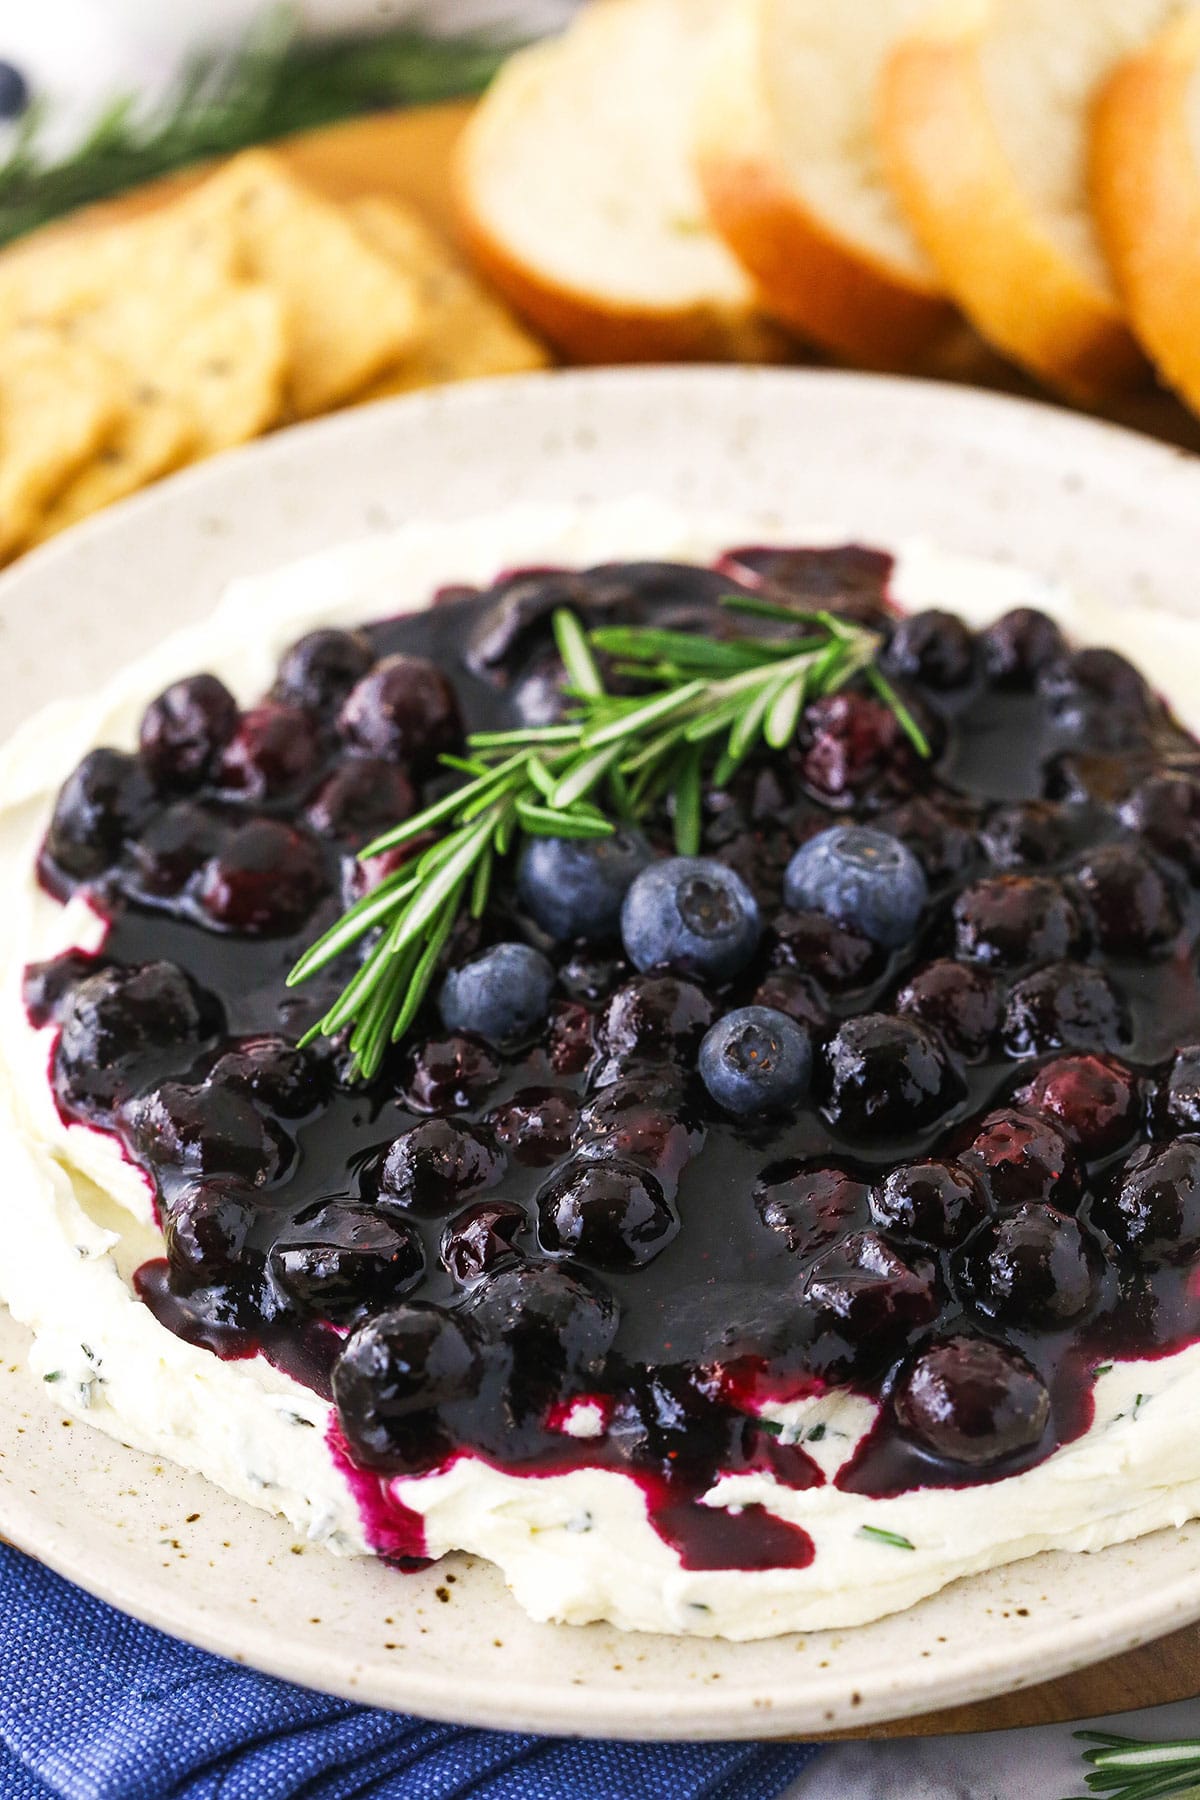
0, 1544, 818, 1799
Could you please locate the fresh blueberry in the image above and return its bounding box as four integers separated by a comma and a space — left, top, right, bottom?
438, 942, 555, 1047
516, 828, 652, 942
621, 856, 760, 981
783, 826, 928, 949
698, 1006, 811, 1117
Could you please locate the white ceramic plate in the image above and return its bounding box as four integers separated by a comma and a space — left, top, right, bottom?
3, 367, 1200, 1740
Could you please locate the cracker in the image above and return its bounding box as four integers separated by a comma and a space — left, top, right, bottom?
348, 195, 550, 396
184, 151, 424, 417
0, 325, 125, 558
30, 386, 193, 542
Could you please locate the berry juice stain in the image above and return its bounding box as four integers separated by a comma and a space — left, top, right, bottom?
27, 550, 1200, 1570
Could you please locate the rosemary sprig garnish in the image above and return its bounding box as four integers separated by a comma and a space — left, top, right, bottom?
1067, 1731, 1200, 1800
858, 1524, 916, 1551
288, 597, 928, 1079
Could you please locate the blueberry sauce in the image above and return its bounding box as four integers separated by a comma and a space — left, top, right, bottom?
28, 548, 1200, 1571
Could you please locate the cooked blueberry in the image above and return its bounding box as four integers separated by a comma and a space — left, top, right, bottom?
1040, 648, 1152, 749
608, 1365, 727, 1481
209, 1037, 331, 1118
558, 950, 629, 1003
545, 999, 596, 1075
138, 675, 238, 788
338, 653, 462, 768
953, 874, 1081, 969
55, 961, 213, 1116
273, 628, 375, 713
699, 1006, 812, 1117
269, 1203, 423, 1320
333, 1305, 480, 1469
197, 820, 329, 935
1072, 844, 1180, 956
895, 959, 1000, 1060
464, 1261, 618, 1392
894, 1336, 1050, 1465
805, 1232, 939, 1374
1164, 1047, 1200, 1134
961, 1203, 1098, 1327
305, 759, 415, 846
120, 1081, 288, 1186
980, 801, 1072, 870
1121, 774, 1200, 877
783, 826, 927, 949
441, 1201, 527, 1283
1018, 1054, 1139, 1160
438, 942, 555, 1047
961, 1108, 1082, 1211
487, 1087, 577, 1165
536, 1156, 678, 1268
979, 608, 1065, 688
378, 1118, 505, 1215
871, 1160, 989, 1248
881, 609, 974, 689
1002, 960, 1129, 1057
399, 1033, 501, 1113
22, 950, 99, 1029
573, 1075, 701, 1185
873, 796, 977, 886
516, 828, 652, 943
124, 800, 226, 897
749, 968, 828, 1033
597, 975, 713, 1071
822, 1014, 964, 1137
768, 908, 882, 992
799, 692, 912, 801
43, 748, 156, 883
1092, 1141, 1200, 1263
216, 703, 321, 801
1043, 748, 1148, 808
755, 1162, 872, 1257
621, 856, 760, 982
717, 543, 892, 623
161, 1182, 253, 1291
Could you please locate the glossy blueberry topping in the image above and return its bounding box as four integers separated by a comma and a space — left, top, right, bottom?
893, 1337, 1050, 1466
273, 628, 375, 714
139, 676, 239, 789
870, 1159, 989, 1248
338, 653, 462, 767
822, 1015, 964, 1138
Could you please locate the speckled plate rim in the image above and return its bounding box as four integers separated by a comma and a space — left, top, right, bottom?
3, 366, 1200, 1740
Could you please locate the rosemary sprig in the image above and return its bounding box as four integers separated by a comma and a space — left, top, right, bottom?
1067, 1731, 1200, 1800
288, 598, 927, 1079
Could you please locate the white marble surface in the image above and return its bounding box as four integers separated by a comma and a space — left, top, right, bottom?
782, 1698, 1200, 1799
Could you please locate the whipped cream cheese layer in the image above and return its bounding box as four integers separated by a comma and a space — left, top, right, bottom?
3, 495, 1200, 1640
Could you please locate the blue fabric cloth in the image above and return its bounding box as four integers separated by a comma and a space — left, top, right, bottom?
0, 1545, 818, 1800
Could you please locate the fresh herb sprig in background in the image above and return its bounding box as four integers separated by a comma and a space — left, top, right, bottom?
1066, 1729, 1200, 1800
288, 597, 927, 1080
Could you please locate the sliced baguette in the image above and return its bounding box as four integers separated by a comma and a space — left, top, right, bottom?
1092, 11, 1200, 417
692, 0, 956, 368
880, 0, 1185, 401
455, 0, 787, 364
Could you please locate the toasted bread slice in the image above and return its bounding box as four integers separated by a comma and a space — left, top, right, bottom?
692, 0, 956, 368
880, 0, 1185, 401
1092, 11, 1200, 417
455, 0, 787, 364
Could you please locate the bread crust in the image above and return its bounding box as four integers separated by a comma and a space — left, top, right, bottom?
454, 23, 787, 367
1091, 11, 1200, 415
879, 10, 1147, 402
692, 1, 955, 368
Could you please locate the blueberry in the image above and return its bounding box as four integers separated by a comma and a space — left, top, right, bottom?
273, 628, 374, 714
0, 62, 30, 120
750, 968, 828, 1033
162, 1183, 253, 1291
621, 856, 760, 981
138, 675, 238, 788
338, 653, 462, 768
536, 1155, 678, 1268
871, 1160, 989, 1248
572, 1074, 701, 1185
980, 801, 1072, 870
1164, 1047, 1200, 1134
895, 959, 1000, 1060
960, 1202, 1098, 1328
463, 1262, 619, 1437
305, 759, 415, 846
800, 692, 912, 801
54, 961, 214, 1118
400, 1034, 500, 1113
783, 826, 927, 949
698, 1006, 811, 1117
595, 974, 713, 1076
120, 1081, 288, 1187
378, 1118, 505, 1215
881, 610, 974, 690
893, 1336, 1050, 1466
1002, 960, 1129, 1057
124, 800, 226, 897
822, 1014, 964, 1137
209, 1037, 332, 1119
333, 1304, 480, 1470
488, 1087, 577, 1165
440, 1201, 527, 1283
804, 1231, 939, 1377
961, 1109, 1081, 1211
22, 950, 99, 1030
1092, 1141, 1200, 1264
953, 874, 1081, 969
1018, 1055, 1139, 1160
269, 1203, 423, 1321
874, 796, 977, 886
1072, 844, 1180, 956
438, 942, 555, 1047
216, 703, 322, 802
43, 748, 156, 883
979, 609, 1065, 688
1121, 774, 1200, 877
197, 820, 329, 935
516, 828, 652, 943
768, 908, 882, 992
755, 1162, 872, 1257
